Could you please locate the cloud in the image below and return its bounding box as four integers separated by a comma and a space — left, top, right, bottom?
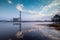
8, 0, 12, 4
16, 4, 24, 11
15, 0, 60, 20
22, 10, 37, 15
25, 2, 60, 20
26, 10, 36, 14
27, 0, 60, 20
51, 9, 60, 15
38, 0, 60, 14
36, 0, 60, 17
16, 4, 37, 15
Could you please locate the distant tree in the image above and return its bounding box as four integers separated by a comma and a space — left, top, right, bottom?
52, 14, 60, 22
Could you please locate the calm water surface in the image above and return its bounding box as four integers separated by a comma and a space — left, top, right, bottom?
0, 22, 60, 40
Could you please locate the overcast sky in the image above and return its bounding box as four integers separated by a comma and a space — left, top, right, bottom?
0, 0, 60, 21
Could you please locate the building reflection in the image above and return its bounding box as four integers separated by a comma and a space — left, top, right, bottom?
13, 22, 23, 39
16, 22, 23, 39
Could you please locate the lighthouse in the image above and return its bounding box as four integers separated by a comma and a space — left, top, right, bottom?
16, 4, 23, 39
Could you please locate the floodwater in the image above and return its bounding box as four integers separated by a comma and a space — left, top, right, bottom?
0, 22, 60, 40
